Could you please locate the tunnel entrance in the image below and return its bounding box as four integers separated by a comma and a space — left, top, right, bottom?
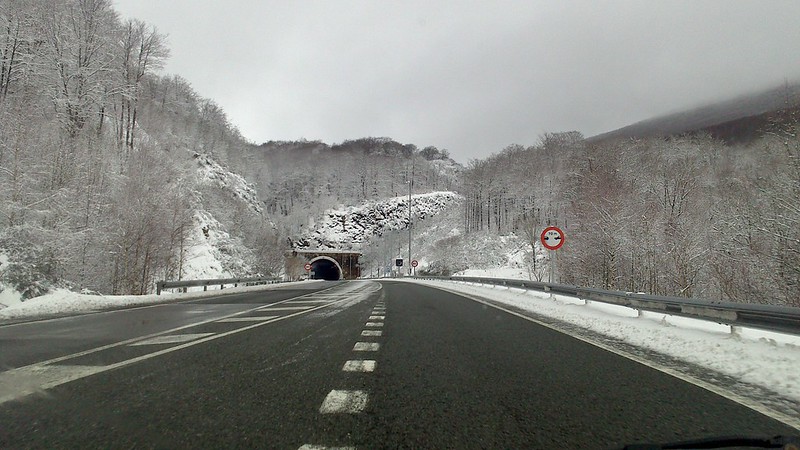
310, 257, 342, 280
285, 250, 361, 281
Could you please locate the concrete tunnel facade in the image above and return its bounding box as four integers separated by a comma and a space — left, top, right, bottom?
285, 250, 362, 280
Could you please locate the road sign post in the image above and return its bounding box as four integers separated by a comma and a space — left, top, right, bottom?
411, 259, 418, 276
540, 226, 565, 290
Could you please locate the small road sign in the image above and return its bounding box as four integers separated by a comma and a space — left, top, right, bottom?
304, 263, 312, 271
395, 258, 403, 267
540, 226, 565, 251
411, 260, 419, 268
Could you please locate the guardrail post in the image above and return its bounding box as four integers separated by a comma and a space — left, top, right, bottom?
156, 282, 163, 295
203, 285, 207, 292
637, 309, 644, 318
730, 325, 742, 338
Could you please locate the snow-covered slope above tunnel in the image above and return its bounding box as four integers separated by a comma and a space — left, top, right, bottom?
293, 191, 461, 250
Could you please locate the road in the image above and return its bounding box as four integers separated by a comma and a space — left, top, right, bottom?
0, 280, 795, 449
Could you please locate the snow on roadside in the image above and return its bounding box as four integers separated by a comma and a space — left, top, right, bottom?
0, 281, 321, 321
0, 253, 22, 310
455, 267, 529, 280
408, 279, 800, 406
0, 285, 22, 310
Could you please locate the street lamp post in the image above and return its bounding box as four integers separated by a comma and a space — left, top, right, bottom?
408, 178, 411, 276
407, 159, 414, 276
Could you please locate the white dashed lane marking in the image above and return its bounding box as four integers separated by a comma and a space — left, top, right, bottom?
368, 315, 385, 320
217, 316, 278, 323
129, 333, 214, 346
353, 342, 380, 351
365, 322, 383, 327
342, 360, 376, 372
361, 330, 382, 337
319, 390, 369, 414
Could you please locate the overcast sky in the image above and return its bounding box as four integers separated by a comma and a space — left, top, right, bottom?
113, 0, 800, 162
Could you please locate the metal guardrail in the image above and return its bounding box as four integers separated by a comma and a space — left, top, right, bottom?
156, 276, 282, 295
415, 276, 800, 335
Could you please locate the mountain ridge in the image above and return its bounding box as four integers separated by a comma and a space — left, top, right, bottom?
589, 81, 800, 143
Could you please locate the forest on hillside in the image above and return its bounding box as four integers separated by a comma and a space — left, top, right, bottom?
0, 0, 279, 297
0, 0, 462, 299
237, 138, 459, 233
459, 114, 800, 306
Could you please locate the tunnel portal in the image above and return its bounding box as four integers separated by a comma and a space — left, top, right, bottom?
284, 250, 362, 281
309, 257, 342, 280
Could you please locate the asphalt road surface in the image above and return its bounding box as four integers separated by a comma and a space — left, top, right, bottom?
0, 280, 796, 449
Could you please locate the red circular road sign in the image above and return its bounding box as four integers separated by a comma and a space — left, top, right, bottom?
540, 226, 565, 251
304, 263, 312, 271
411, 260, 419, 268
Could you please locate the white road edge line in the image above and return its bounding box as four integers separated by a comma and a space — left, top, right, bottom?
421, 281, 800, 431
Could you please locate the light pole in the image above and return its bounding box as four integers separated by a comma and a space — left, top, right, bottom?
407, 159, 414, 276
407, 158, 414, 275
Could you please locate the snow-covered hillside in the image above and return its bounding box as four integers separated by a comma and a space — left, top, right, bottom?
194, 152, 264, 215
185, 152, 268, 280
294, 191, 461, 250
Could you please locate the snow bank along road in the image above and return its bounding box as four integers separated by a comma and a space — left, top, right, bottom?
0, 281, 795, 448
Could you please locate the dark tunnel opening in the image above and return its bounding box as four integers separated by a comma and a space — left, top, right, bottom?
310, 259, 341, 280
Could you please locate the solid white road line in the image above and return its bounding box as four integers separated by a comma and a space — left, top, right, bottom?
353, 342, 380, 351
368, 315, 385, 320
342, 360, 377, 372
217, 316, 278, 322
360, 330, 382, 337
129, 333, 214, 345
319, 390, 368, 413
365, 322, 383, 327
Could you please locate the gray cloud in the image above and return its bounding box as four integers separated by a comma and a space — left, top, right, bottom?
114, 0, 800, 162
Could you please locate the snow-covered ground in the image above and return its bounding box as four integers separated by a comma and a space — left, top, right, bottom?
406, 278, 800, 427
0, 281, 321, 321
